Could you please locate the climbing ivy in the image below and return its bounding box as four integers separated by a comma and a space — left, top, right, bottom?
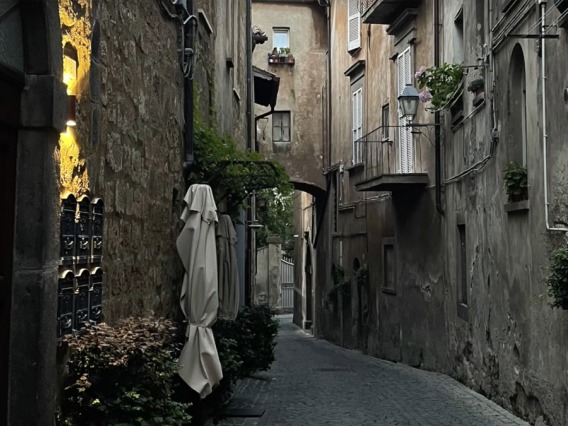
189, 118, 291, 216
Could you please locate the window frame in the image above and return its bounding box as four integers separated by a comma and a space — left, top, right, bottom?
272, 111, 291, 143
351, 85, 363, 165
381, 103, 390, 140
382, 238, 396, 295
347, 0, 361, 51
272, 27, 290, 50
396, 47, 413, 173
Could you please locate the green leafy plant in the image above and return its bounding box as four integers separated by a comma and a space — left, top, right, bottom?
467, 78, 485, 93
213, 305, 279, 380
547, 247, 568, 310
415, 63, 465, 110
355, 264, 369, 288
191, 119, 291, 217
59, 318, 191, 426
256, 188, 295, 255
332, 264, 351, 298
503, 161, 528, 202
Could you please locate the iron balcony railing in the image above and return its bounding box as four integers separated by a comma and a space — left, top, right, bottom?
353, 125, 425, 184
360, 0, 376, 15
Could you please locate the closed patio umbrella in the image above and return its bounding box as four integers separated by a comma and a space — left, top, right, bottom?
177, 184, 222, 398
216, 214, 240, 320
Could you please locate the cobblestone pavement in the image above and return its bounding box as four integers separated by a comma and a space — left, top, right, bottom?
207, 315, 528, 426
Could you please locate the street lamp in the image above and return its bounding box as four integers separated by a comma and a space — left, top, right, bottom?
397, 83, 420, 121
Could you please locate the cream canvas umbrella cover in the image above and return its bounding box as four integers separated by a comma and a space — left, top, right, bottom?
177, 184, 222, 398
216, 214, 240, 320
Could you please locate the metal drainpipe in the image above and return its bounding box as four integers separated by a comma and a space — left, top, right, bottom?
434, 0, 444, 215
183, 0, 195, 188
540, 0, 568, 232
326, 5, 332, 170
246, 0, 254, 305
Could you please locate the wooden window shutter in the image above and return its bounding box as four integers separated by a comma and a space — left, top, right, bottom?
397, 48, 414, 173
348, 0, 361, 51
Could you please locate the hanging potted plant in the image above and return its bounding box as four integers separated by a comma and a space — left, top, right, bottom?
467, 78, 485, 107
415, 63, 465, 111
503, 161, 528, 202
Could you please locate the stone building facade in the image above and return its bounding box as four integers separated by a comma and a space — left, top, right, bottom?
251, 0, 328, 329
314, 0, 568, 424
1, 0, 251, 423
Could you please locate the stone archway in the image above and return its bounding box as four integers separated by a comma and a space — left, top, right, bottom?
0, 1, 64, 424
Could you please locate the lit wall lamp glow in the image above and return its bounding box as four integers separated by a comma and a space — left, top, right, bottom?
67, 95, 77, 127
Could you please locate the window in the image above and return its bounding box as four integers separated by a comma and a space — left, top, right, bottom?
348, 0, 361, 51
272, 111, 291, 142
450, 7, 465, 124
352, 87, 363, 164
457, 224, 467, 305
381, 104, 390, 140
273, 28, 289, 49
509, 44, 527, 167
397, 47, 413, 173
383, 242, 395, 293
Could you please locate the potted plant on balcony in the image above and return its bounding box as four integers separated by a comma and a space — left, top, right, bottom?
415, 63, 464, 111
467, 78, 485, 107
503, 161, 528, 202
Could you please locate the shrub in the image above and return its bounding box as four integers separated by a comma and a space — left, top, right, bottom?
548, 247, 568, 310
213, 305, 279, 380
59, 317, 191, 426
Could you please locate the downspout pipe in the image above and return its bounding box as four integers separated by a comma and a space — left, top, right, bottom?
434, 0, 444, 215
540, 0, 568, 232
246, 0, 254, 305
183, 0, 195, 188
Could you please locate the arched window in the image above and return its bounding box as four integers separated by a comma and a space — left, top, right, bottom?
509, 44, 527, 167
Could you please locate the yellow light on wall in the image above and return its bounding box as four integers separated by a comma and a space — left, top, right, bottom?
63, 45, 78, 128
66, 95, 77, 127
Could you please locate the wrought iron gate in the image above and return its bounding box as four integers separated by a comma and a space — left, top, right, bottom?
280, 256, 294, 309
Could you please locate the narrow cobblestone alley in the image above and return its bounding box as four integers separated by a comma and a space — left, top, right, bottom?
209, 316, 528, 426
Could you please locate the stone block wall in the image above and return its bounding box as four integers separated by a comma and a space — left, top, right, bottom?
58, 0, 185, 321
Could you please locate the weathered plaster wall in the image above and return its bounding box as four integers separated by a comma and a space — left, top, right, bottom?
440, 2, 568, 424
252, 0, 327, 192
320, 0, 568, 424
254, 237, 282, 307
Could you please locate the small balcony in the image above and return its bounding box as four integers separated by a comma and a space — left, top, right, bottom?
360, 0, 422, 25
354, 125, 428, 194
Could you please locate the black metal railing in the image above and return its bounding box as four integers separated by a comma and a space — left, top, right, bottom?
354, 124, 425, 184
360, 0, 378, 16
354, 126, 394, 184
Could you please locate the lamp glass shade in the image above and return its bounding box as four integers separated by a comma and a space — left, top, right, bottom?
397, 84, 420, 120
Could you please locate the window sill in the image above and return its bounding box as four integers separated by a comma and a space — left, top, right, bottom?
338, 202, 356, 212
505, 199, 530, 214
382, 288, 397, 296
268, 55, 295, 65
457, 302, 469, 321
346, 162, 364, 172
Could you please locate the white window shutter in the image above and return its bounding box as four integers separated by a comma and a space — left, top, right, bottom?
397, 48, 413, 173
348, 0, 361, 51
351, 88, 363, 164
